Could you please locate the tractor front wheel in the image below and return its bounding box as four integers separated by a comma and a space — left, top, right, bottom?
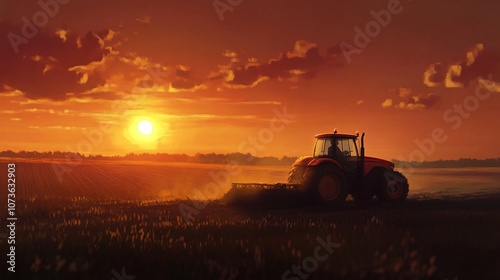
376, 171, 409, 202
308, 165, 348, 205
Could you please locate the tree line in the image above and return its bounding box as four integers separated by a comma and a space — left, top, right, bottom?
0, 150, 298, 166
393, 158, 500, 168
1, 150, 499, 167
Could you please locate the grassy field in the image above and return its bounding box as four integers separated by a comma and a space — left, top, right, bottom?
1, 159, 500, 279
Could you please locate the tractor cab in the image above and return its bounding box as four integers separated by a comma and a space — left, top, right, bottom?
313, 131, 361, 174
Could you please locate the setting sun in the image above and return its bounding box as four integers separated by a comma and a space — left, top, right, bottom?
138, 120, 153, 135
123, 116, 165, 150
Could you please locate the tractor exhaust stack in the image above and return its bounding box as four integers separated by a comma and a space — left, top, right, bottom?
360, 132, 365, 176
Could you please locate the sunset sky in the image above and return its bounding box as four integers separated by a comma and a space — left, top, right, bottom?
1, 0, 499, 161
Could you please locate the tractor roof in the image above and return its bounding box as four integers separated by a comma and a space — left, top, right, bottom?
315, 132, 358, 139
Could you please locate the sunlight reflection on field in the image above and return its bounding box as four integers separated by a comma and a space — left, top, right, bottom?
405, 167, 500, 199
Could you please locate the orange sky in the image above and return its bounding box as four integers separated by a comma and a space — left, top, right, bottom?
1, 0, 499, 160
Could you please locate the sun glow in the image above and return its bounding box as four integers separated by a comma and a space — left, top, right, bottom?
123, 115, 166, 150
138, 120, 153, 135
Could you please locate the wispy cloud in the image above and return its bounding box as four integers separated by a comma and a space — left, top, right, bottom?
382, 88, 438, 110
423, 43, 498, 88
211, 40, 341, 89
135, 16, 152, 24
478, 76, 500, 93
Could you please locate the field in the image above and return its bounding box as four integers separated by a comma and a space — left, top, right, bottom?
1, 159, 500, 279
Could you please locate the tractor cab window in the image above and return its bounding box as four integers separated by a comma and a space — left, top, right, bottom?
336, 138, 359, 173
336, 138, 358, 158
313, 137, 358, 173
313, 138, 332, 157
324, 138, 355, 159
313, 137, 359, 162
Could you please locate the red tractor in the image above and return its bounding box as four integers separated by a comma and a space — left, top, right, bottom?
230, 130, 409, 205
287, 130, 409, 204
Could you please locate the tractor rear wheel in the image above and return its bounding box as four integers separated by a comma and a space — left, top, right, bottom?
307, 165, 348, 205
376, 170, 409, 202
287, 166, 302, 184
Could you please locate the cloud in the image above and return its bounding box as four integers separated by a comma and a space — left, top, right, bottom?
0, 34, 347, 100
381, 98, 393, 108
423, 63, 445, 87
444, 64, 464, 88
0, 20, 205, 101
135, 16, 152, 24
287, 41, 318, 58
168, 65, 206, 92
423, 43, 498, 88
175, 65, 192, 79
214, 40, 339, 89
55, 29, 68, 42
382, 88, 439, 110
223, 50, 239, 63
169, 81, 206, 93
478, 76, 500, 93
0, 85, 23, 97
0, 21, 114, 100
29, 125, 81, 130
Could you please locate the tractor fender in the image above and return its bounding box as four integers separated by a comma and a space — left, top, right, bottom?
294, 158, 344, 193
307, 157, 343, 170
292, 156, 314, 167
292, 156, 343, 170
363, 156, 394, 176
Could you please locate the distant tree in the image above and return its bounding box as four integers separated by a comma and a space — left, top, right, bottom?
2, 149, 497, 167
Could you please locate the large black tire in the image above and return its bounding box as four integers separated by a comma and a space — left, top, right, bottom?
305, 165, 348, 205
376, 170, 409, 202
